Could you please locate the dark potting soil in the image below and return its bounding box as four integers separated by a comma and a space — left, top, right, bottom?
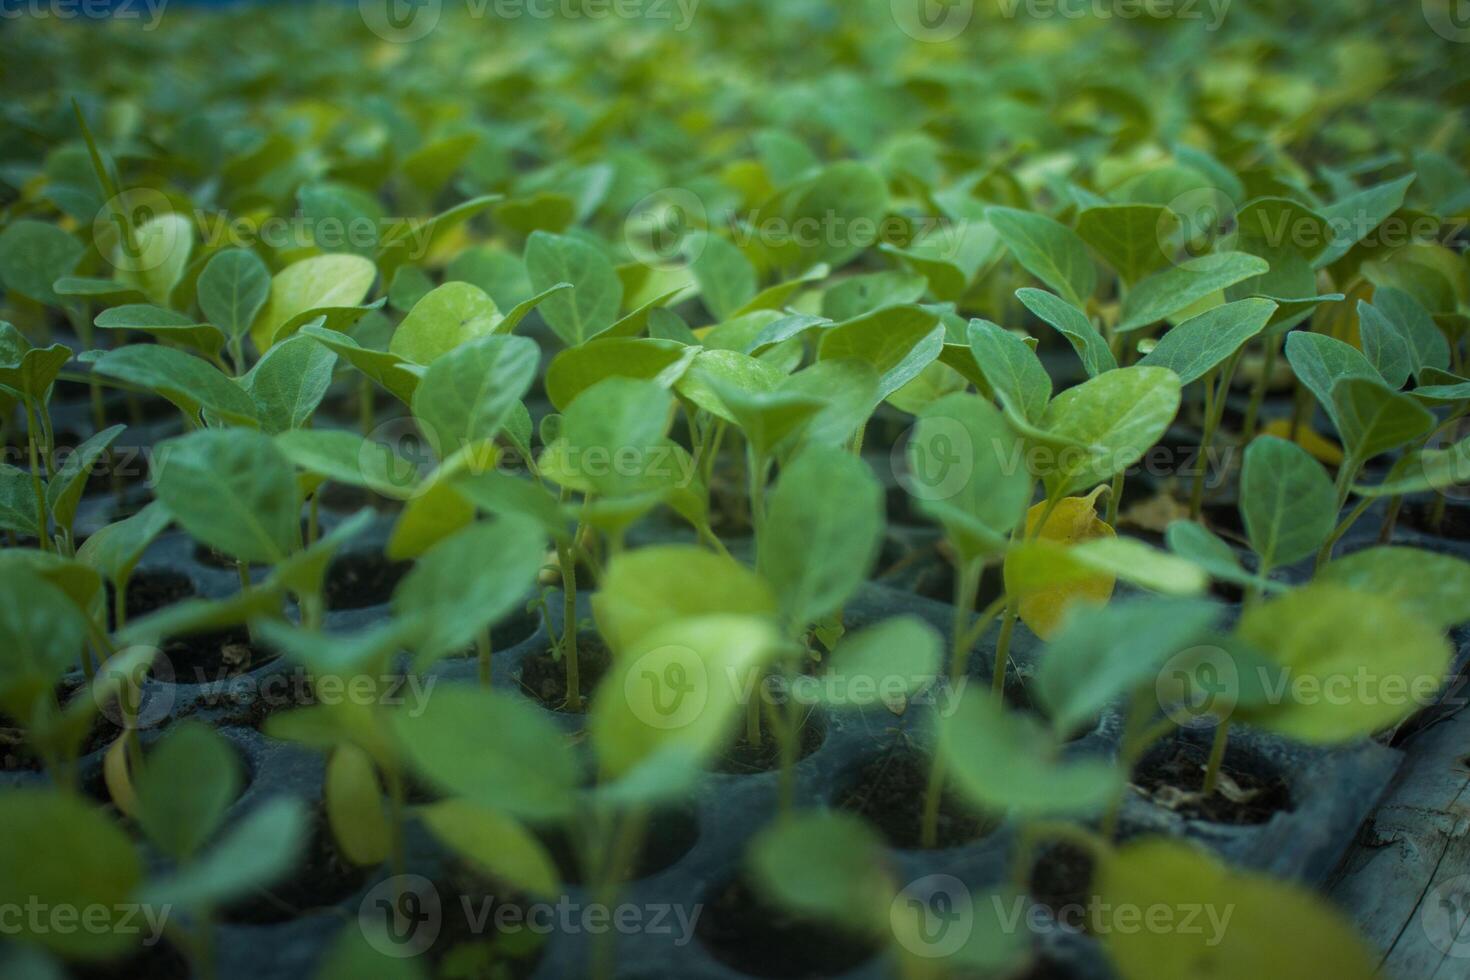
696, 874, 879, 979
1028, 843, 1097, 933
1133, 739, 1292, 825
316, 482, 396, 513
1404, 500, 1470, 540
323, 552, 413, 611
106, 569, 196, 630
430, 864, 547, 979
219, 806, 369, 924
538, 803, 700, 884
517, 636, 612, 714
713, 710, 826, 775
162, 627, 276, 685
1, 677, 125, 772
834, 749, 997, 849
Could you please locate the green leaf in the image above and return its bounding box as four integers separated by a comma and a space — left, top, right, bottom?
0, 465, 40, 537
1117, 253, 1270, 333
1099, 839, 1377, 980
554, 377, 673, 499
906, 392, 1031, 561
821, 271, 928, 321
0, 791, 142, 960
77, 502, 172, 587
141, 797, 307, 911
196, 248, 271, 344
732, 263, 830, 317
1351, 437, 1470, 497
592, 545, 776, 655
298, 181, 385, 257
778, 359, 881, 451
377, 195, 501, 284
688, 231, 757, 320
251, 253, 378, 352
816, 304, 944, 404
1036, 598, 1221, 736
940, 692, 1121, 817
1137, 297, 1276, 384
91, 345, 259, 426
1356, 300, 1413, 389
274, 429, 417, 501
986, 206, 1096, 307
589, 615, 778, 796
151, 429, 299, 564
882, 219, 1000, 301
0, 220, 83, 307
821, 616, 942, 708
388, 281, 499, 365
1006, 536, 1208, 597
47, 424, 125, 533
967, 318, 1051, 424
748, 811, 890, 935
760, 445, 883, 629
134, 721, 241, 860
1317, 547, 1470, 631
1373, 287, 1449, 379
411, 334, 539, 453
706, 376, 826, 461
1016, 287, 1117, 377
391, 686, 579, 820
111, 212, 194, 308
299, 324, 419, 405
544, 337, 694, 412
420, 800, 560, 898
1329, 376, 1434, 461
94, 304, 225, 358
674, 349, 785, 422
1236, 584, 1450, 742
1038, 366, 1182, 497
0, 323, 72, 403
1077, 204, 1177, 283
0, 568, 90, 721
1239, 436, 1335, 569
313, 917, 428, 980
1282, 331, 1380, 428
392, 517, 546, 667
240, 334, 337, 434
1313, 174, 1416, 269
1165, 520, 1271, 592
526, 231, 622, 346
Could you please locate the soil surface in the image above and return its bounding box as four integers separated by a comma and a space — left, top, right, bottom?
106, 569, 196, 630
162, 626, 276, 685
1133, 738, 1292, 825
835, 749, 997, 849
714, 711, 825, 775
696, 874, 879, 979
517, 636, 611, 713
324, 552, 413, 610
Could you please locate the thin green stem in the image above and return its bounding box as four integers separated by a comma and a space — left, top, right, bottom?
1106, 470, 1124, 526
1190, 358, 1237, 521
560, 533, 582, 711
24, 398, 49, 551
1240, 336, 1278, 444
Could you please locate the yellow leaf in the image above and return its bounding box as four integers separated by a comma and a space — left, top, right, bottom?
1259, 419, 1344, 466
1099, 839, 1376, 980
103, 735, 138, 818
1006, 487, 1116, 639
326, 744, 392, 866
